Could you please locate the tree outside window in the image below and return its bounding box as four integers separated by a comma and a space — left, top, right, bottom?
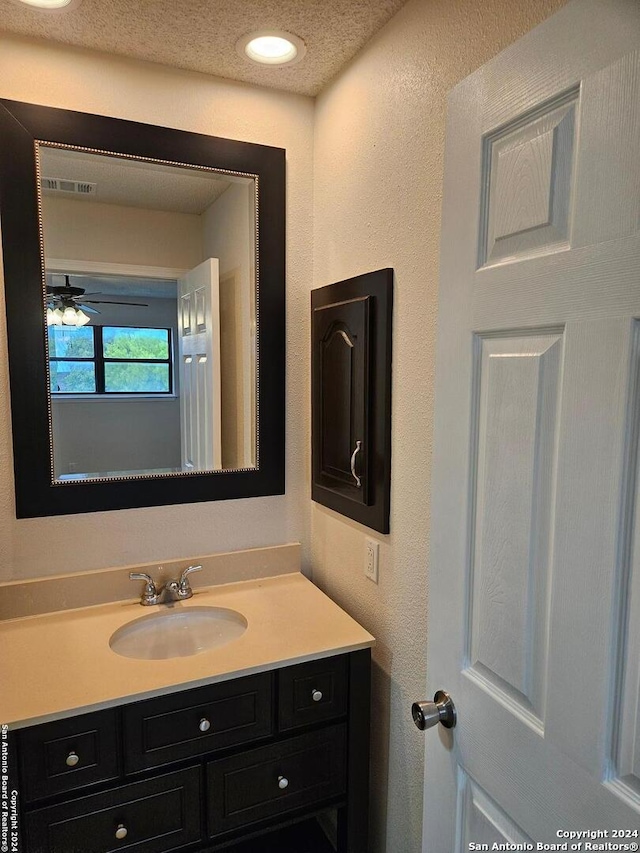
49, 326, 173, 394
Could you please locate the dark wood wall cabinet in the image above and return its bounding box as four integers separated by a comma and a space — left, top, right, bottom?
312, 269, 393, 533
13, 650, 370, 853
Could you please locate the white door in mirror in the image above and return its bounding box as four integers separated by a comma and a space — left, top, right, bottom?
179, 259, 222, 472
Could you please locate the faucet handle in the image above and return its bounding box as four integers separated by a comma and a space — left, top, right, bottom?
129, 572, 158, 605
179, 564, 202, 591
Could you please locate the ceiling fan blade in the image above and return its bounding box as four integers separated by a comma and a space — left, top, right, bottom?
77, 303, 101, 314
83, 299, 149, 307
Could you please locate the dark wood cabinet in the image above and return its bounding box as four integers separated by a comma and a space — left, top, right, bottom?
19, 707, 119, 803
26, 767, 201, 853
312, 269, 393, 533
122, 671, 273, 773
278, 654, 348, 732
207, 725, 347, 835
13, 650, 371, 853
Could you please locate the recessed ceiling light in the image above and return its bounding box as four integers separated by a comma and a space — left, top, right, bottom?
237, 31, 306, 67
14, 0, 79, 9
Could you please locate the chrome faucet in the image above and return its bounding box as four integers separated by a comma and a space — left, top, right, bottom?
129, 565, 203, 606
162, 565, 203, 602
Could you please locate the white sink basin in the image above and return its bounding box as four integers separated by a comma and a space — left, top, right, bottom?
109, 606, 247, 660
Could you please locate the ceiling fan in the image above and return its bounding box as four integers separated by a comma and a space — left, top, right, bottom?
46, 275, 149, 327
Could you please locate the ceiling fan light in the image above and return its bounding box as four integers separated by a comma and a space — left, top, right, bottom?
51, 307, 64, 325
62, 306, 79, 325
75, 309, 91, 327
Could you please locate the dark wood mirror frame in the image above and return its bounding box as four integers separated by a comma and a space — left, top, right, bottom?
0, 99, 285, 518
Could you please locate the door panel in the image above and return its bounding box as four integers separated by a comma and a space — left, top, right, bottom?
315, 298, 369, 504
178, 258, 221, 471
480, 90, 577, 267
424, 1, 640, 849
457, 773, 531, 850
617, 328, 640, 794
469, 332, 562, 728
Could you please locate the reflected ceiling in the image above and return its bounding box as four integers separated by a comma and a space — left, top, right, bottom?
40, 147, 233, 214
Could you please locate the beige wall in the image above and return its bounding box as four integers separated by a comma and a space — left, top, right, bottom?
202, 183, 255, 468
42, 196, 203, 269
312, 0, 566, 849
0, 35, 314, 580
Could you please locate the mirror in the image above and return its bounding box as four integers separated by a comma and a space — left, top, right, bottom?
0, 99, 285, 517
40, 145, 257, 480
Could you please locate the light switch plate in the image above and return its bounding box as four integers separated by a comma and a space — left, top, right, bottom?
365, 538, 379, 583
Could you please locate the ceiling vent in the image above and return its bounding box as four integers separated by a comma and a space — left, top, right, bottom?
41, 177, 97, 196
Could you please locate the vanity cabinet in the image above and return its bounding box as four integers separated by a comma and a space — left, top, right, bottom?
14, 650, 370, 853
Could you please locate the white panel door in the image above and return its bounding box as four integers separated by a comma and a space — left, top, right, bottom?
423, 0, 640, 849
178, 258, 222, 471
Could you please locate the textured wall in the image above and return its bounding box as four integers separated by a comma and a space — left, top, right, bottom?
41, 196, 203, 269
312, 0, 567, 849
0, 35, 313, 580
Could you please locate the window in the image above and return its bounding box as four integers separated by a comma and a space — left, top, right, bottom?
49, 326, 173, 394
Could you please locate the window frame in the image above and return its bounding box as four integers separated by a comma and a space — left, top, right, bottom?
49, 324, 174, 396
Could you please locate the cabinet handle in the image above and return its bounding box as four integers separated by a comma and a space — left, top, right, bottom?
311, 689, 323, 702
115, 825, 128, 841
350, 441, 362, 488
65, 751, 79, 767
199, 718, 211, 732
278, 775, 289, 790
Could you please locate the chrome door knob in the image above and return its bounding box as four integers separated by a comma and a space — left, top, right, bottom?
65, 751, 79, 767
311, 689, 323, 702
199, 718, 211, 732
278, 775, 289, 790
115, 825, 128, 840
412, 691, 456, 730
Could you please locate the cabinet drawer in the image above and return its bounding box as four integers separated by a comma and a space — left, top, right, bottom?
19, 708, 119, 802
206, 724, 346, 836
25, 766, 200, 853
123, 672, 273, 772
278, 656, 348, 731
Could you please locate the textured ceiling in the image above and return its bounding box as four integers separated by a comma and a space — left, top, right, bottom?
0, 0, 410, 97
40, 146, 236, 214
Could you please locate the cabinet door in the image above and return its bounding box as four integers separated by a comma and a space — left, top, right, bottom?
312, 268, 393, 533
278, 655, 348, 732
313, 296, 370, 504
206, 725, 347, 837
122, 672, 273, 772
19, 708, 119, 802
25, 766, 201, 853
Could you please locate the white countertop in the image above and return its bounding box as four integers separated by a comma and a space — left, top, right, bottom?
0, 572, 374, 729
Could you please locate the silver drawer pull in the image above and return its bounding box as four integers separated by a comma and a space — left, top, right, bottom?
199, 718, 211, 733
311, 689, 323, 702
278, 775, 289, 790
65, 751, 79, 767
350, 441, 362, 488
115, 825, 128, 841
